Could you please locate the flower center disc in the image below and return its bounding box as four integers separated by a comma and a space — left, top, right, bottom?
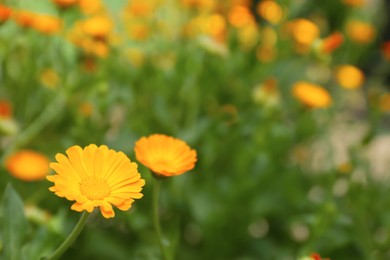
80, 177, 110, 200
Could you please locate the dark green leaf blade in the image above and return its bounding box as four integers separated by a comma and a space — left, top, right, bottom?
0, 184, 29, 260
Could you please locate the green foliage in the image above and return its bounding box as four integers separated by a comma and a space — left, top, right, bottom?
0, 184, 29, 260
0, 0, 390, 259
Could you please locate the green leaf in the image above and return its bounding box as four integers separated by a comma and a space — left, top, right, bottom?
0, 184, 29, 260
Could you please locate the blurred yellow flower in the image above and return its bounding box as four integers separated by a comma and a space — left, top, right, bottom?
346, 20, 375, 44
181, 0, 217, 10
126, 48, 145, 67
256, 0, 283, 24
127, 22, 150, 41
48, 144, 145, 218
0, 5, 12, 22
79, 0, 105, 15
337, 162, 352, 174
32, 14, 62, 35
125, 0, 155, 17
292, 81, 332, 108
290, 19, 320, 46
6, 150, 50, 181
81, 15, 113, 40
238, 23, 259, 49
40, 68, 60, 88
336, 65, 364, 89
135, 134, 197, 177
379, 94, 390, 112
185, 14, 226, 43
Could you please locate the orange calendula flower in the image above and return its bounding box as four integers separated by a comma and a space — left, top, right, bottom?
290, 19, 320, 46
81, 15, 113, 40
336, 65, 364, 89
6, 150, 50, 181
47, 144, 145, 218
256, 0, 284, 24
228, 5, 255, 28
135, 134, 197, 177
292, 81, 332, 108
32, 14, 62, 35
13, 10, 36, 28
0, 5, 12, 22
346, 20, 375, 44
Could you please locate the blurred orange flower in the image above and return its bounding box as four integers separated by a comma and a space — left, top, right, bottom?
13, 10, 36, 28
321, 32, 344, 54
382, 41, 390, 60
32, 14, 62, 35
79, 0, 105, 15
228, 5, 255, 28
135, 134, 197, 177
0, 100, 12, 118
52, 0, 79, 8
125, 0, 155, 17
0, 5, 12, 22
256, 0, 284, 24
346, 20, 375, 44
48, 144, 145, 218
292, 81, 332, 108
342, 0, 364, 7
6, 150, 50, 181
336, 65, 364, 89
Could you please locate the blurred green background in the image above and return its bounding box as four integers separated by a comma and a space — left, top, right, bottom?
1, 0, 390, 259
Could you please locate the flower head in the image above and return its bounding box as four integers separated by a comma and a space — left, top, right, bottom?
13, 10, 36, 28
6, 150, 50, 181
47, 144, 145, 218
292, 81, 332, 108
346, 20, 375, 44
135, 134, 197, 177
0, 5, 12, 22
335, 65, 364, 89
289, 19, 320, 46
32, 14, 62, 35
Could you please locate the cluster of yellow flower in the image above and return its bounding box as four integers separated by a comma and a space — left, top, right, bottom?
5, 134, 197, 218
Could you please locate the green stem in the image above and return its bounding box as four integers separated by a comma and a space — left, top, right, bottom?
1, 92, 65, 164
43, 211, 90, 260
153, 178, 168, 260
